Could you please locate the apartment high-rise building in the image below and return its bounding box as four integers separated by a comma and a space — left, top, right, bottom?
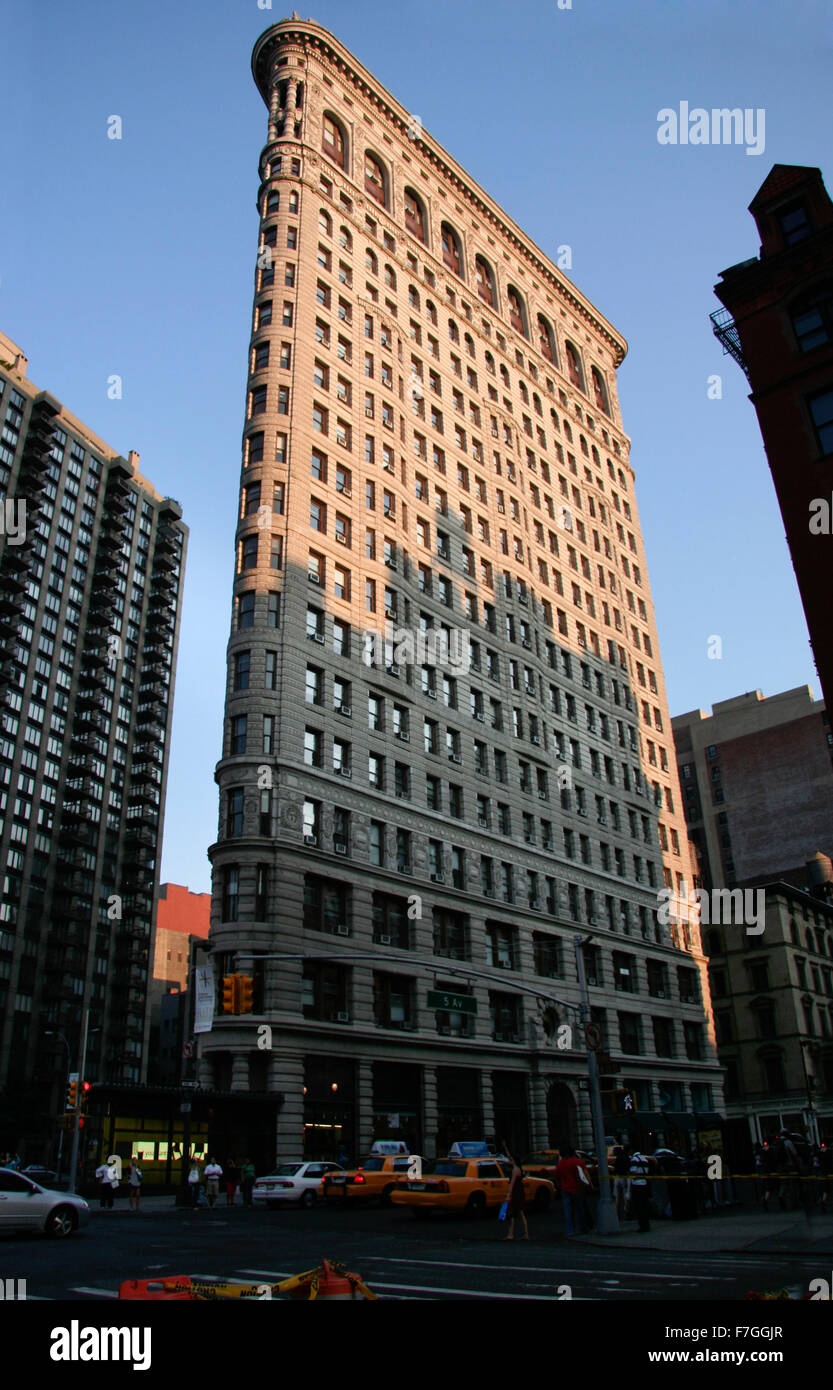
203, 18, 722, 1160
0, 331, 187, 1156
673, 686, 833, 890
712, 164, 833, 717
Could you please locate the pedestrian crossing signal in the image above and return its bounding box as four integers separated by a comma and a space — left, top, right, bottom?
612, 1089, 637, 1115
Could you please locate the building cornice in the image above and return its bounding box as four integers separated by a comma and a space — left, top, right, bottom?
252, 20, 627, 369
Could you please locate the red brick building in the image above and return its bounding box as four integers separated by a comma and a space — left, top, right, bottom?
152, 882, 211, 991
712, 164, 833, 716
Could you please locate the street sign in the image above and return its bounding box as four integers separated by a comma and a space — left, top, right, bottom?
427, 990, 477, 1015
585, 1022, 602, 1050
182, 1042, 194, 1059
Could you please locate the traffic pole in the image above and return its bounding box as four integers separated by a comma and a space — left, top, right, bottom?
67, 1007, 89, 1194
574, 935, 619, 1235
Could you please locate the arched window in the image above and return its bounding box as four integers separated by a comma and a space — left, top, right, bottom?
475, 255, 496, 308
500, 364, 510, 387
404, 187, 428, 244
618, 468, 626, 489
591, 366, 610, 415
318, 209, 332, 237
550, 409, 560, 432
448, 318, 460, 344
339, 226, 352, 251
322, 113, 347, 170
565, 341, 584, 391
591, 444, 600, 466
441, 222, 463, 278
384, 264, 397, 290
485, 351, 495, 375
364, 151, 387, 209
537, 313, 556, 364
464, 332, 475, 359
507, 286, 528, 338
366, 248, 378, 276
426, 299, 437, 325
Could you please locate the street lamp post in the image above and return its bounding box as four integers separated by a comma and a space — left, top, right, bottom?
799, 1041, 820, 1146
573, 935, 619, 1234
44, 1031, 71, 1183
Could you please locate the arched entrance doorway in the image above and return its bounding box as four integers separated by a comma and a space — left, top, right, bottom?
546, 1081, 577, 1149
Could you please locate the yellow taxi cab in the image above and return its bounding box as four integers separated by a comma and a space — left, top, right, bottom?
523, 1150, 561, 1184
390, 1152, 555, 1218
323, 1142, 421, 1206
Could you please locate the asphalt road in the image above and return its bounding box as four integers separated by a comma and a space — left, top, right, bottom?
1, 1201, 824, 1301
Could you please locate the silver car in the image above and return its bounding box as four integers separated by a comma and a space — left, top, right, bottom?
253, 1161, 345, 1208
0, 1167, 90, 1237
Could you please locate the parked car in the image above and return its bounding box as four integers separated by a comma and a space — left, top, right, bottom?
391, 1157, 555, 1217
0, 1167, 89, 1237
252, 1161, 345, 1208
21, 1166, 58, 1186
523, 1150, 561, 1184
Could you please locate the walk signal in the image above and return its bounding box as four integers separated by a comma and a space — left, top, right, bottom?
611, 1088, 637, 1115
67, 1080, 78, 1109
222, 975, 239, 1014
237, 975, 254, 1014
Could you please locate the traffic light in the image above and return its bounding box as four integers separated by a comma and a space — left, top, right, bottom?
80, 1080, 91, 1107
612, 1089, 637, 1116
222, 975, 239, 1014
67, 1079, 78, 1109
237, 975, 254, 1014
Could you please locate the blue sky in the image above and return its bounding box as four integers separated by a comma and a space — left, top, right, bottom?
3, 0, 832, 892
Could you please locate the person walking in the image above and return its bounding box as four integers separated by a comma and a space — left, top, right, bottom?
225, 1157, 240, 1207
627, 1147, 652, 1231
188, 1159, 202, 1208
95, 1158, 111, 1209
555, 1147, 590, 1237
204, 1156, 222, 1209
241, 1157, 256, 1206
128, 1157, 142, 1211
502, 1147, 529, 1241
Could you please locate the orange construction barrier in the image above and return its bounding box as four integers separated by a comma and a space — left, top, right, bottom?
119, 1277, 194, 1300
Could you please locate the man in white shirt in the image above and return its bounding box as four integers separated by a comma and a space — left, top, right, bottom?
628, 1148, 652, 1231
204, 1157, 223, 1209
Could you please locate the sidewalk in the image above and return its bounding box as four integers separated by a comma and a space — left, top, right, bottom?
577, 1206, 833, 1255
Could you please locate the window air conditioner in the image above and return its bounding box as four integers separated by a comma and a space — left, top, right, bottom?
304, 834, 318, 846
430, 873, 444, 883
378, 934, 391, 945
308, 573, 321, 584
338, 705, 351, 717
396, 730, 410, 742
335, 924, 350, 936
334, 844, 347, 856
335, 1011, 350, 1022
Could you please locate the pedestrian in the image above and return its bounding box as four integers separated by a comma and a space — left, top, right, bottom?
555, 1147, 590, 1237
8, 1153, 20, 1170
95, 1158, 111, 1209
612, 1145, 630, 1218
502, 1146, 529, 1241
241, 1157, 256, 1206
225, 1157, 240, 1207
103, 1155, 120, 1208
204, 1156, 222, 1209
188, 1160, 202, 1209
128, 1157, 142, 1211
628, 1147, 652, 1231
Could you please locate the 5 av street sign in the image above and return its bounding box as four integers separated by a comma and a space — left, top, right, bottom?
427, 990, 477, 1015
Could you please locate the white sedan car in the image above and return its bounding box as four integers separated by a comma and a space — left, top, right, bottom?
0, 1167, 90, 1237
253, 1161, 345, 1209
